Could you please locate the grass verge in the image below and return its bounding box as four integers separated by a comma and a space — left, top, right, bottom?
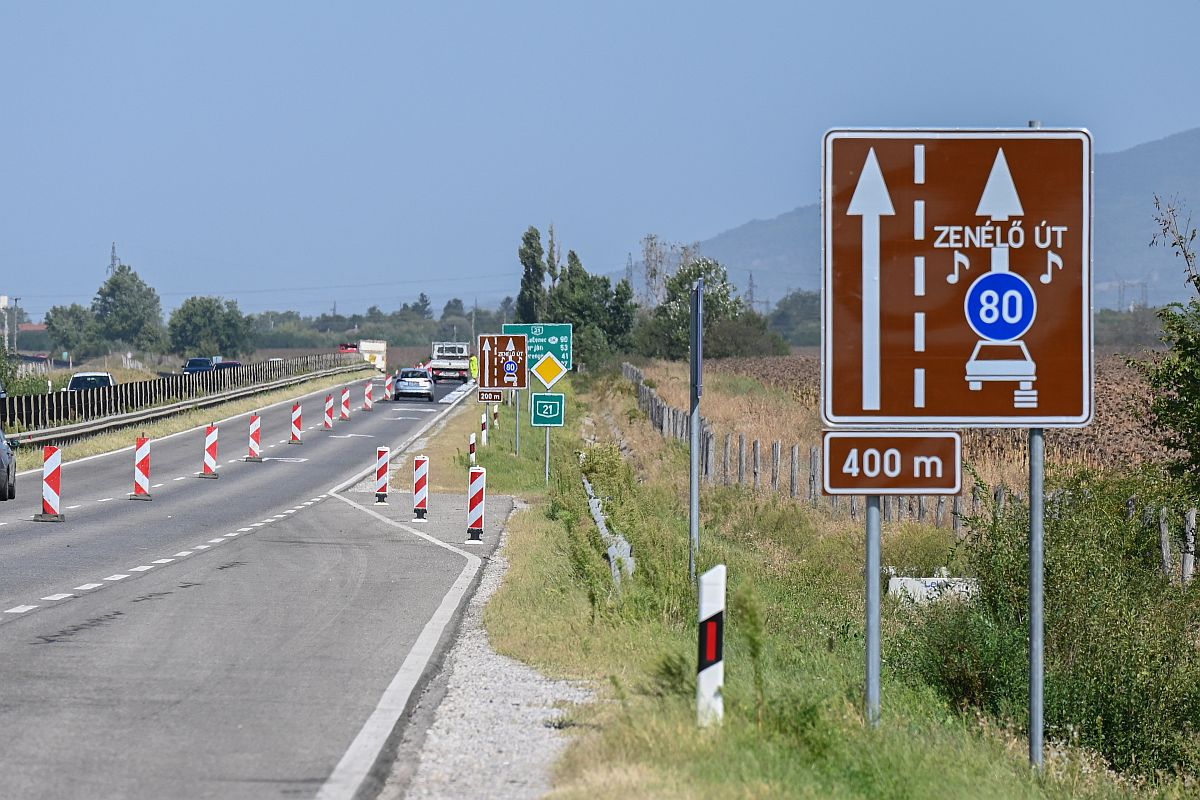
11, 367, 376, 472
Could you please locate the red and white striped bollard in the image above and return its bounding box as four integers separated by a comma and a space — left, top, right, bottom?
324, 394, 334, 429
341, 387, 351, 421
468, 433, 476, 465
697, 564, 726, 727
413, 455, 429, 521
375, 446, 390, 504
466, 466, 485, 543
384, 373, 394, 400
246, 413, 263, 462
480, 412, 488, 447
492, 403, 499, 431
130, 436, 152, 500
34, 446, 64, 522
363, 380, 374, 412
289, 403, 303, 445
199, 424, 219, 479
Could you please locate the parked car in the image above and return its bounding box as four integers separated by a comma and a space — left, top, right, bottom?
338, 343, 359, 354
182, 357, 214, 374
66, 372, 116, 391
0, 434, 15, 502
213, 360, 242, 371
394, 368, 435, 402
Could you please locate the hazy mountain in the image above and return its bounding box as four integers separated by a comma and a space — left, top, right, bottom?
695, 128, 1200, 310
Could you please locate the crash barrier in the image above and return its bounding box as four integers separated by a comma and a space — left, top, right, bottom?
290, 403, 303, 444
247, 414, 262, 462
621, 362, 969, 531
413, 455, 429, 520
340, 388, 351, 421
324, 395, 334, 429
200, 424, 219, 478
697, 565, 726, 727
2, 353, 367, 447
375, 447, 390, 504
131, 436, 152, 500
34, 446, 64, 522
466, 466, 485, 543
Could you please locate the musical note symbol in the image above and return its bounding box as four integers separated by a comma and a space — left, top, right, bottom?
1040, 251, 1063, 284
947, 251, 970, 284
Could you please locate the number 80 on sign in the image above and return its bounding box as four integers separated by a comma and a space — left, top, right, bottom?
823, 431, 961, 495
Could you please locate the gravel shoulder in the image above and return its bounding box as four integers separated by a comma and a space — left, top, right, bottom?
379, 501, 592, 800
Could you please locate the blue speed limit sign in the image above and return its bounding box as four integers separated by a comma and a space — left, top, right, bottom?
503, 360, 517, 374
964, 271, 1037, 342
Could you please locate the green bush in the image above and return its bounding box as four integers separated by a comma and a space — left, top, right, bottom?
897, 468, 1200, 776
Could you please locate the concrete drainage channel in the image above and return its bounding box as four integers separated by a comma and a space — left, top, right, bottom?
579, 463, 634, 586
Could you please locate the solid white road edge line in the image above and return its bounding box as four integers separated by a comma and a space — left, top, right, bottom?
316, 499, 480, 800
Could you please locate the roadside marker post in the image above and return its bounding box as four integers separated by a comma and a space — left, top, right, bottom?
468, 433, 476, 465
34, 446, 65, 522
341, 387, 351, 421
130, 436, 152, 500
246, 414, 263, 462
697, 564, 725, 727
384, 373, 394, 400
480, 413, 488, 447
290, 403, 303, 444
413, 455, 429, 521
492, 403, 499, 431
199, 424, 219, 479
466, 466, 485, 543
375, 447, 390, 505
324, 394, 334, 429
363, 380, 374, 412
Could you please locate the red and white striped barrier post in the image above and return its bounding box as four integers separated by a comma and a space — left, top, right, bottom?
324, 394, 334, 429
375, 446, 390, 505
246, 413, 263, 462
492, 403, 499, 430
130, 436, 152, 500
363, 380, 374, 412
199, 424, 219, 479
34, 446, 64, 522
413, 455, 429, 521
341, 387, 351, 421
466, 466, 485, 543
289, 403, 303, 445
480, 412, 488, 447
384, 373, 394, 400
697, 564, 726, 727
468, 433, 476, 465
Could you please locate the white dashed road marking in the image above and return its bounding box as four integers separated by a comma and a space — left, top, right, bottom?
151, 558, 175, 564
5, 605, 37, 614
104, 574, 129, 582
174, 476, 187, 481
194, 545, 211, 550
238, 527, 253, 532
129, 566, 154, 573
98, 498, 113, 503
40, 593, 74, 601
74, 583, 104, 591
174, 551, 193, 557
152, 483, 164, 489
65, 505, 82, 510
208, 538, 225, 544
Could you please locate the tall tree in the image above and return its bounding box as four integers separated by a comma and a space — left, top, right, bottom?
168, 296, 253, 358
546, 223, 561, 288
44, 303, 97, 357
636, 257, 744, 359
498, 296, 516, 324
413, 293, 433, 319
442, 298, 465, 319
515, 226, 546, 323
91, 264, 165, 351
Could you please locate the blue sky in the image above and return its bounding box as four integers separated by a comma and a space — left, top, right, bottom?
2, 1, 1198, 319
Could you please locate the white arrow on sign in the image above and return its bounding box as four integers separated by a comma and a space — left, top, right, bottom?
481, 337, 492, 380
976, 148, 1023, 273
847, 147, 894, 411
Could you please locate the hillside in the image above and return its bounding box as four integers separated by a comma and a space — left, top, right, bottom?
696, 128, 1200, 309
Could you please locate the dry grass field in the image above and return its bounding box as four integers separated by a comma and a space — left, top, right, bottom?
640, 349, 1163, 489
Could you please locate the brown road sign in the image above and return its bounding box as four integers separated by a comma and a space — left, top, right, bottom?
823, 130, 1093, 428
477, 390, 503, 403
478, 334, 527, 390
823, 431, 961, 495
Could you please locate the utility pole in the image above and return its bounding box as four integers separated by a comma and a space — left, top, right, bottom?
0, 295, 8, 353
10, 297, 20, 354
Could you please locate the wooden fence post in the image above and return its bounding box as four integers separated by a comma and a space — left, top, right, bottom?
738, 434, 746, 486
790, 444, 799, 499
1184, 509, 1197, 586
753, 439, 761, 491
808, 446, 819, 507
953, 495, 964, 535
1160, 507, 1173, 580
771, 441, 780, 493
723, 434, 731, 486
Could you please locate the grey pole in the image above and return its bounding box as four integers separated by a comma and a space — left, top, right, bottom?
1030, 427, 1044, 766
545, 427, 550, 485
866, 494, 881, 726
689, 278, 704, 584
515, 390, 521, 457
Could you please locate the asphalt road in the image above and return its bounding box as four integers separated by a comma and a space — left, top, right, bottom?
0, 376, 504, 799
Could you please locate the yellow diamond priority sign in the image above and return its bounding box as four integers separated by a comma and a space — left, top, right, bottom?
531, 352, 567, 389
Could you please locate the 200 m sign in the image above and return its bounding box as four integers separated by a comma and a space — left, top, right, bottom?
823, 431, 961, 495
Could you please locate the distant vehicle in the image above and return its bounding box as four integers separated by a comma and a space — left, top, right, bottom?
338, 343, 359, 354
267, 357, 284, 364
213, 360, 242, 370
0, 434, 14, 501
0, 379, 6, 400
182, 358, 214, 374
66, 372, 116, 391
429, 342, 471, 383
358, 339, 388, 373
394, 368, 435, 402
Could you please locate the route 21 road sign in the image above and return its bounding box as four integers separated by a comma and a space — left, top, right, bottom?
823, 431, 961, 495
822, 129, 1093, 428
478, 334, 527, 390
530, 393, 565, 427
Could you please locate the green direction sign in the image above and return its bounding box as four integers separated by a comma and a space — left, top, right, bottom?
502, 323, 572, 371
531, 392, 566, 427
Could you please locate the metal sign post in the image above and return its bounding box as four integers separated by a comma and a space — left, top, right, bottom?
689, 278, 704, 584
515, 390, 521, 457
865, 495, 881, 726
